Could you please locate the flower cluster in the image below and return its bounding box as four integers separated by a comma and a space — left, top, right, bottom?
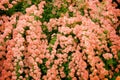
0, 0, 120, 80
0, 0, 23, 10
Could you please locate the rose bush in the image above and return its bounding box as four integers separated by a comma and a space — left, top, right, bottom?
0, 0, 120, 80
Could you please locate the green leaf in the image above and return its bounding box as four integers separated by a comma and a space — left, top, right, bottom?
3, 3, 8, 8
4, 33, 12, 42
62, 62, 70, 75
74, 37, 80, 43
50, 35, 57, 45
41, 25, 49, 34
110, 72, 120, 80
9, 0, 13, 3
118, 51, 120, 60
69, 11, 73, 17
59, 5, 68, 13
16, 63, 20, 72
34, 15, 41, 21
24, 26, 30, 31
13, 24, 17, 28
68, 51, 73, 56
22, 26, 29, 39
22, 32, 26, 39
43, 58, 48, 64
21, 72, 26, 77
79, 8, 85, 16
61, 76, 72, 80
16, 62, 21, 78
116, 24, 120, 36
106, 58, 117, 67
48, 46, 52, 52
31, 0, 41, 5
103, 30, 108, 34
50, 62, 53, 67
41, 3, 54, 22
26, 76, 33, 80
16, 72, 20, 78
37, 58, 48, 75
107, 40, 112, 47
0, 1, 30, 16
45, 0, 52, 2
106, 59, 114, 65
92, 18, 100, 23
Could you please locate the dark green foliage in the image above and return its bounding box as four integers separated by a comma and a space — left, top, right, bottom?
26, 76, 33, 80
107, 40, 112, 48
50, 35, 57, 45
41, 25, 58, 44
56, 44, 63, 54
22, 26, 30, 40
59, 5, 68, 13
21, 56, 25, 60
38, 66, 47, 75
48, 31, 57, 44
12, 16, 19, 28
48, 46, 52, 52
3, 4, 8, 8
103, 58, 117, 70
50, 62, 53, 67
43, 58, 48, 63
16, 62, 21, 79
9, 0, 13, 3
69, 11, 73, 17
70, 32, 76, 37
79, 7, 85, 16
103, 30, 108, 34
39, 64, 47, 75
41, 3, 68, 22
74, 37, 80, 43
112, 0, 120, 9
45, 0, 53, 2
56, 44, 61, 50
34, 15, 41, 21
54, 55, 58, 60
38, 58, 48, 75
40, 3, 54, 22
0, 1, 30, 16
21, 72, 26, 78
13, 24, 17, 28
118, 50, 120, 60
61, 76, 72, 80
92, 18, 100, 23
68, 51, 73, 57
31, 0, 41, 5
111, 72, 120, 80
55, 4, 68, 18
62, 62, 70, 75
99, 50, 118, 70
22, 33, 26, 40
4, 33, 12, 42
106, 58, 117, 66
106, 71, 120, 80
24, 26, 30, 31
87, 8, 91, 16
41, 25, 49, 34
68, 51, 73, 61
116, 24, 120, 36
61, 61, 72, 79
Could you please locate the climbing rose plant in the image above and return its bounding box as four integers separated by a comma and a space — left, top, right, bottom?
0, 0, 120, 80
